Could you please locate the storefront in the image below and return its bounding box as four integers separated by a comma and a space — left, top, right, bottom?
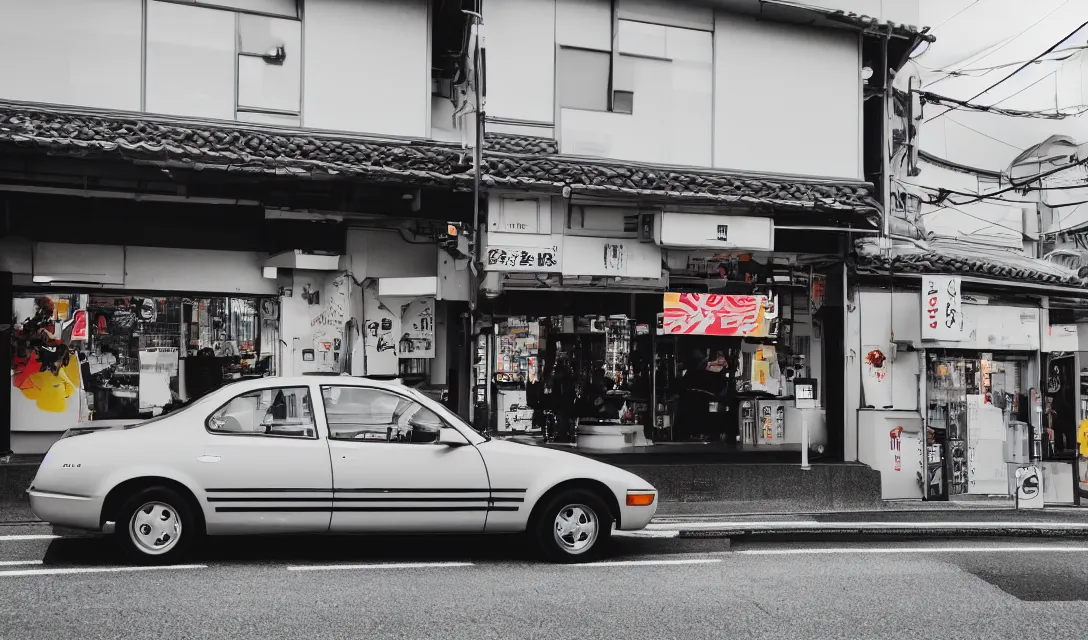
852, 274, 1081, 504
476, 195, 834, 459
10, 289, 278, 449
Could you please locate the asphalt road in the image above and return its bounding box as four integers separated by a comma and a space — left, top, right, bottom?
1, 525, 1087, 639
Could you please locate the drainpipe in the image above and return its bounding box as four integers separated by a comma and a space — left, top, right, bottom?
464, 8, 484, 281
880, 28, 893, 248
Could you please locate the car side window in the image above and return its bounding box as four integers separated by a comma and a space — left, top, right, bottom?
207, 386, 316, 439
321, 386, 445, 444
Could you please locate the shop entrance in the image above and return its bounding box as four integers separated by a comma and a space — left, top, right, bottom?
476, 289, 823, 461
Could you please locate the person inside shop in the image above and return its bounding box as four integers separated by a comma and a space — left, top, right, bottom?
674, 349, 725, 441
548, 360, 577, 443
578, 367, 621, 421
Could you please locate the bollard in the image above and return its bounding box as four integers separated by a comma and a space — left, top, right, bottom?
800, 414, 811, 471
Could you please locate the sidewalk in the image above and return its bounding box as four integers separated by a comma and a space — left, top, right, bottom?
643, 506, 1088, 540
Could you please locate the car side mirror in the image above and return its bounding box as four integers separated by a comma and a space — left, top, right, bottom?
437, 427, 469, 447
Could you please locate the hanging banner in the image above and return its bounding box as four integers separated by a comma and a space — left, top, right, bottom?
921, 275, 963, 341
662, 293, 777, 337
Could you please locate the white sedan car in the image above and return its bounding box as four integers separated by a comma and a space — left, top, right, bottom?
28, 376, 658, 563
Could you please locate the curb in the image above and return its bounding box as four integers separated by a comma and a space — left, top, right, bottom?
672, 526, 1088, 540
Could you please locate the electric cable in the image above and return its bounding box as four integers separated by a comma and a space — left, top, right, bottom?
926, 16, 1088, 122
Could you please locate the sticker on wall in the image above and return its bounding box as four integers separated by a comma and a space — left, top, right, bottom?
890, 426, 903, 471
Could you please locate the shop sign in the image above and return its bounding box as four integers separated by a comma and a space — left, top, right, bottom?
482, 232, 563, 273
653, 212, 774, 251
1015, 465, 1043, 509
485, 246, 559, 270
661, 293, 777, 337
561, 236, 661, 278
921, 275, 963, 341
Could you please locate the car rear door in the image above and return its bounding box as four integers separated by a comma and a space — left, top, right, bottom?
319, 384, 490, 533
196, 383, 334, 534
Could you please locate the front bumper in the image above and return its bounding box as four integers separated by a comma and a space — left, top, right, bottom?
616, 490, 658, 530
27, 488, 104, 532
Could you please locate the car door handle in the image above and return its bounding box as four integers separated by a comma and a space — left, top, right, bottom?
197, 455, 221, 463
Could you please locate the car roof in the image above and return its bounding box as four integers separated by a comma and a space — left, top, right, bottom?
226, 376, 407, 394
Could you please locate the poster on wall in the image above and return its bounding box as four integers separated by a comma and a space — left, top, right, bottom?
10, 296, 83, 431
305, 274, 350, 373
860, 344, 892, 408
921, 275, 963, 341
662, 293, 778, 337
363, 284, 400, 376
399, 298, 435, 359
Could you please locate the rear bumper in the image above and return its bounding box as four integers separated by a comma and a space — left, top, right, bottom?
27, 488, 104, 532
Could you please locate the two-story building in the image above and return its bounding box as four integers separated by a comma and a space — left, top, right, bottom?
461, 0, 931, 505
0, 0, 481, 454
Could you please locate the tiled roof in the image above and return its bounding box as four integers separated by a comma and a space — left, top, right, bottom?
482, 150, 878, 213
0, 102, 879, 215
824, 11, 934, 43
0, 103, 471, 187
856, 245, 1087, 287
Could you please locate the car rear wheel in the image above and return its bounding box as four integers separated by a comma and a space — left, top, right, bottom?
532, 489, 612, 563
115, 487, 198, 564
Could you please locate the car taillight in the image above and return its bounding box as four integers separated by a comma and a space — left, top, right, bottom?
626, 492, 656, 507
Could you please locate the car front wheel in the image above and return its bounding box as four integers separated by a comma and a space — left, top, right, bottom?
533, 489, 612, 563
115, 487, 197, 564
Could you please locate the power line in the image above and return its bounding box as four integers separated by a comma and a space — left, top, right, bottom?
931, 0, 985, 32
928, 45, 1088, 78
945, 117, 1022, 148
920, 84, 1088, 120
931, 16, 1088, 122
927, 0, 1072, 87
925, 203, 1029, 237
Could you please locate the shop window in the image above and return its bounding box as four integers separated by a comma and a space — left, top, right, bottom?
207, 386, 315, 438
321, 386, 445, 444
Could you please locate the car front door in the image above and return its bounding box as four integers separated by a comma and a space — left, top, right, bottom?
319, 384, 490, 533
196, 384, 334, 534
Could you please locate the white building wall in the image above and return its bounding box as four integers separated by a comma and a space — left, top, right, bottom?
0, 0, 430, 139
302, 0, 430, 136
485, 0, 556, 124
713, 13, 861, 179
0, 0, 142, 111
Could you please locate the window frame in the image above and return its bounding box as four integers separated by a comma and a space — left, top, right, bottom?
205, 385, 318, 440
320, 384, 451, 445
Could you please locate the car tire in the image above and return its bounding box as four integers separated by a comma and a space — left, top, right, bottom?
114, 486, 199, 565
532, 489, 613, 563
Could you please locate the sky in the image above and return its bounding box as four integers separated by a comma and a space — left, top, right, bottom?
903, 0, 1088, 244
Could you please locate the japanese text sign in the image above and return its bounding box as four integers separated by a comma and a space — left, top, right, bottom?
922, 275, 963, 341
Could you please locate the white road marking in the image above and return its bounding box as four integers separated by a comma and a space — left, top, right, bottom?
575, 558, 723, 567
648, 521, 1088, 531
735, 546, 1088, 556
0, 560, 43, 566
0, 564, 206, 578
0, 534, 61, 541
612, 529, 681, 539
647, 520, 820, 530
287, 562, 474, 572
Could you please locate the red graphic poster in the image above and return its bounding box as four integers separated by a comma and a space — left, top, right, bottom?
70, 310, 88, 341
662, 293, 776, 337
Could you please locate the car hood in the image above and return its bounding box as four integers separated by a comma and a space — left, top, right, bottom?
475, 439, 654, 489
